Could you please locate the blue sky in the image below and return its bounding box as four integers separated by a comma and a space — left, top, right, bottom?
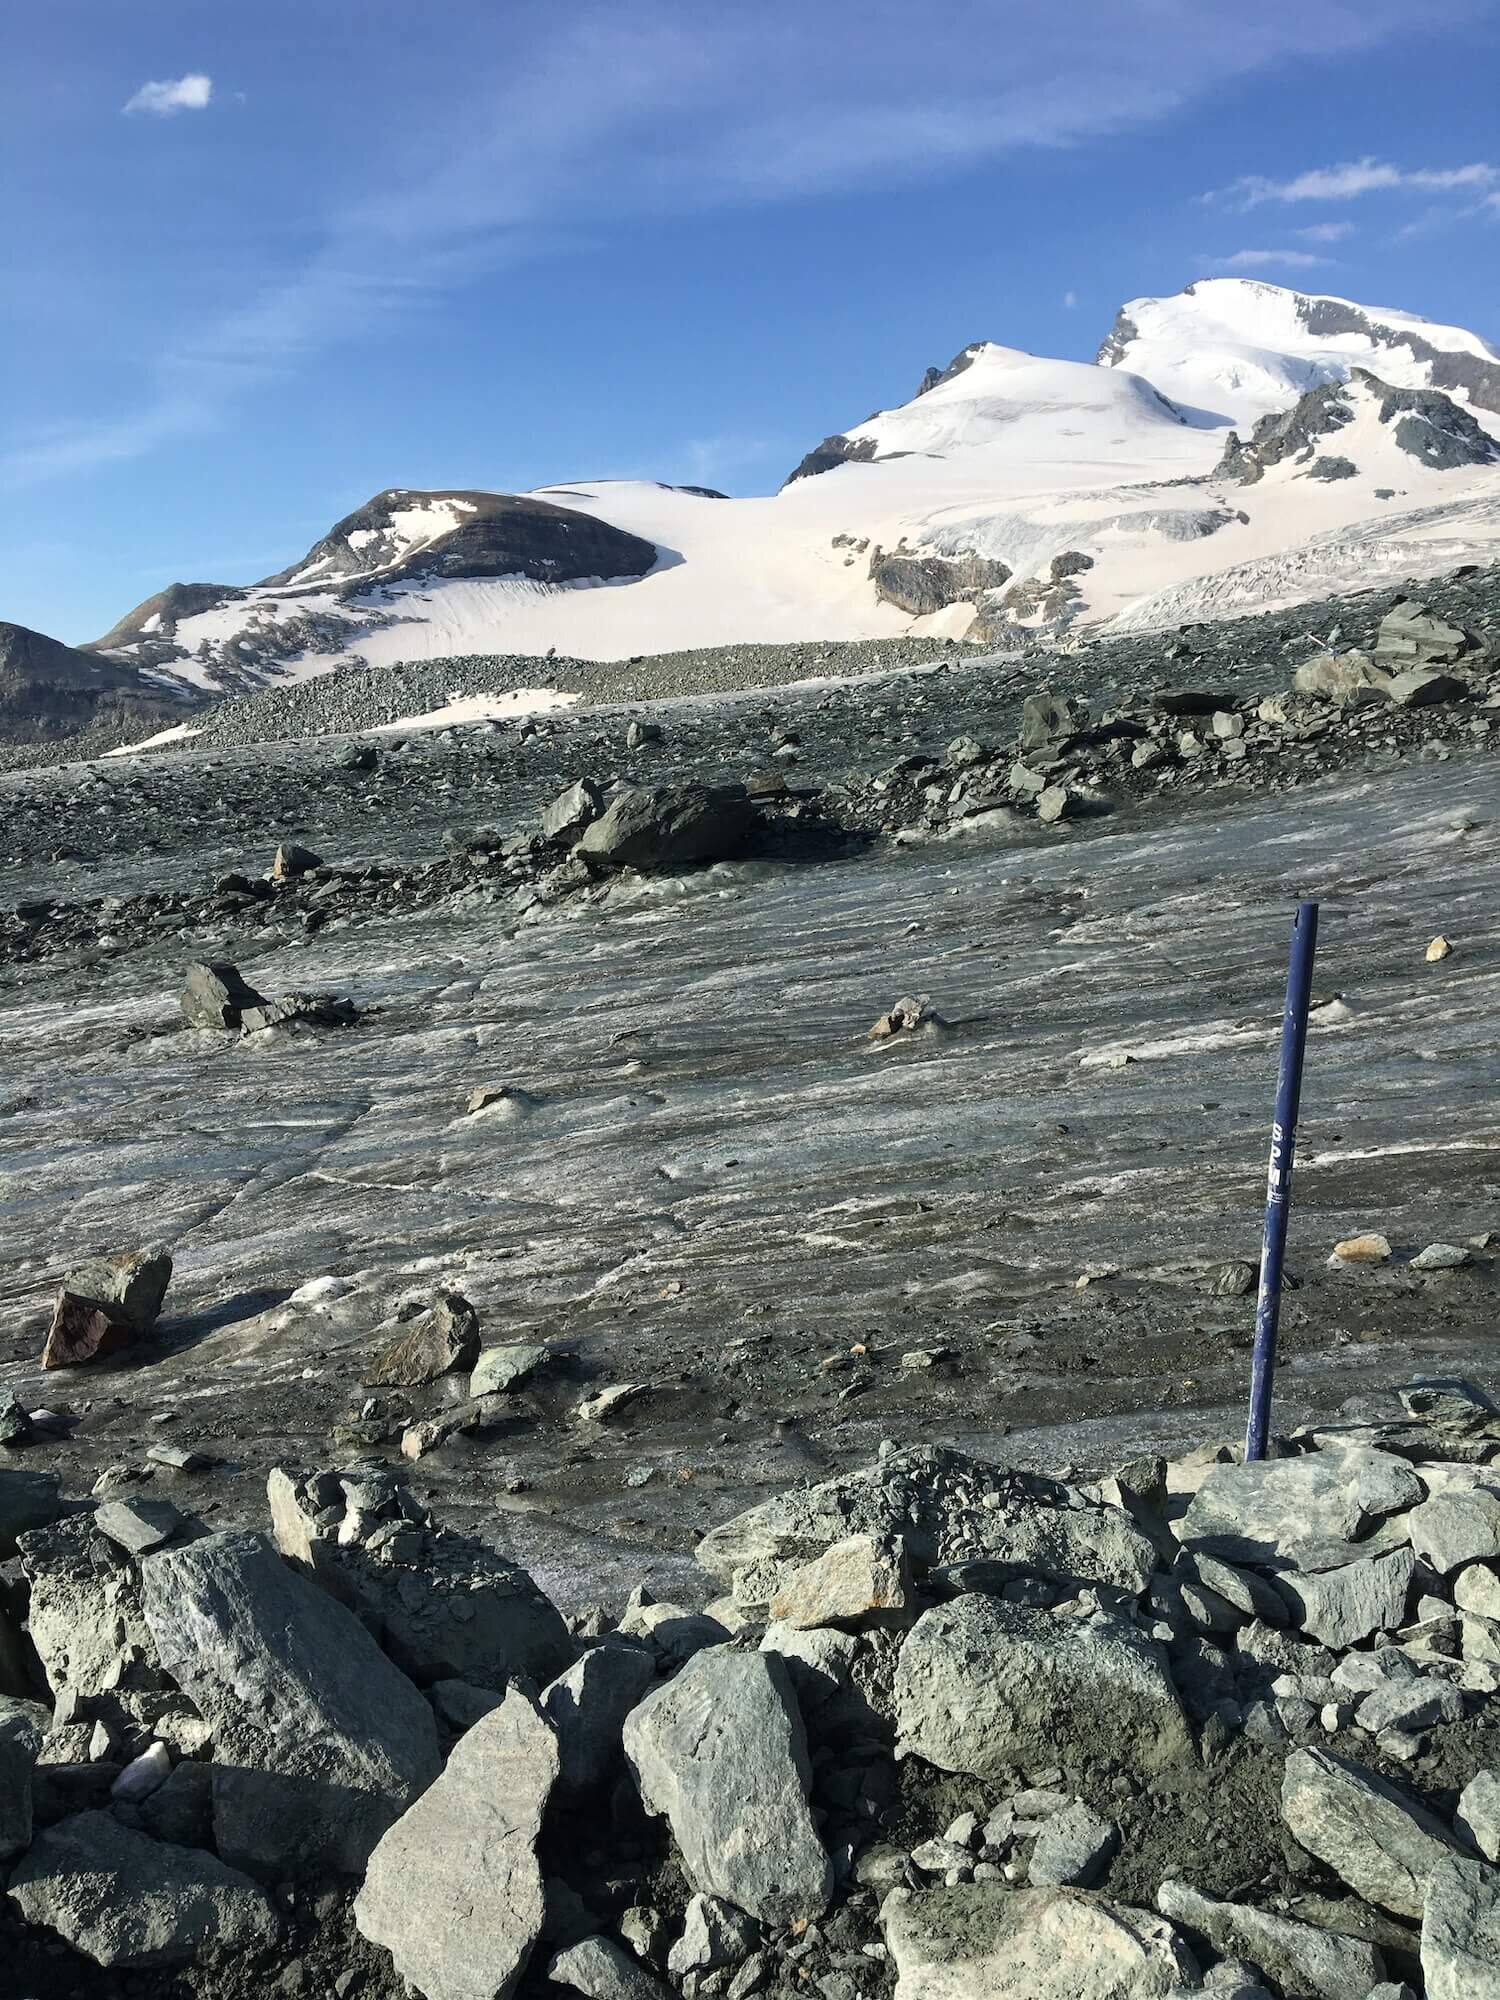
5, 1, 1500, 643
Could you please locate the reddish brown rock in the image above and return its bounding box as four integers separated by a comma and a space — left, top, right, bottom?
42, 1292, 138, 1370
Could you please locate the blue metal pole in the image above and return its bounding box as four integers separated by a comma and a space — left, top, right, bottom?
1245, 900, 1320, 1462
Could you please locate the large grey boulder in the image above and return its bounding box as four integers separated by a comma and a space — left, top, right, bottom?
1271, 1547, 1416, 1648
623, 1645, 831, 1924
575, 783, 757, 873
7, 1810, 277, 1967
542, 777, 604, 846
0, 1708, 39, 1861
140, 1529, 440, 1876
1156, 1878, 1384, 2000
1422, 1854, 1500, 1999
19, 1512, 160, 1700
365, 1290, 481, 1388
1281, 1747, 1462, 1918
895, 1594, 1193, 1781
179, 959, 267, 1029
61, 1246, 173, 1328
1292, 652, 1389, 704
1029, 1802, 1118, 1888
1177, 1447, 1421, 1563
355, 1685, 557, 2000
882, 1882, 1200, 1999
542, 1641, 657, 1796
1020, 692, 1089, 751
696, 1448, 1155, 1616
1406, 1490, 1500, 1574
1372, 600, 1472, 669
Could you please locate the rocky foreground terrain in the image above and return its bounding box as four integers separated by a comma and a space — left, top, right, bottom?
1, 566, 1499, 1996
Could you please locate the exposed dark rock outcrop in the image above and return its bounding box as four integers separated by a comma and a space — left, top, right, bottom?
781, 433, 881, 487
1215, 368, 1498, 486
869, 549, 1012, 617
261, 488, 658, 593
0, 622, 188, 743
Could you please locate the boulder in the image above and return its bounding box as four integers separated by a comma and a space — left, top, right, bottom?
139, 1529, 440, 1876
1029, 1801, 1118, 1888
542, 778, 604, 846
1020, 693, 1089, 751
1373, 600, 1472, 669
542, 1641, 658, 1796
696, 1448, 1155, 1616
882, 1882, 1200, 1999
41, 1291, 140, 1369
622, 1645, 831, 1924
271, 841, 322, 879
355, 1685, 557, 2000
1281, 1746, 1461, 1918
1271, 1547, 1416, 1648
19, 1512, 160, 1700
1384, 669, 1467, 707
1156, 1878, 1384, 2000
179, 960, 267, 1029
551, 1935, 672, 2000
1406, 1490, 1500, 1574
895, 1595, 1193, 1781
60, 1247, 173, 1329
94, 1496, 187, 1556
7, 1810, 277, 1967
666, 1893, 762, 1974
768, 1534, 913, 1631
574, 783, 757, 873
1177, 1447, 1421, 1562
1292, 652, 1388, 703
470, 1341, 550, 1396
1422, 1854, 1500, 1999
365, 1290, 482, 1387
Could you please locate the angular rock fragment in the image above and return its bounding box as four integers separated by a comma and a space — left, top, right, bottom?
0, 1466, 62, 1552
1459, 1771, 1500, 1863
768, 1534, 912, 1630
882, 1882, 1200, 1999
41, 1291, 139, 1369
271, 841, 322, 879
667, 1893, 761, 1974
1271, 1547, 1416, 1649
179, 959, 267, 1029
1029, 1801, 1118, 1887
1178, 1446, 1421, 1562
365, 1289, 482, 1387
897, 1594, 1192, 1781
542, 1641, 657, 1796
551, 1934, 672, 2000
93, 1496, 186, 1556
355, 1685, 557, 2000
8, 1809, 278, 1967
543, 777, 604, 845
1281, 1746, 1461, 1918
470, 1340, 550, 1395
623, 1645, 831, 1924
61, 1246, 173, 1329
1421, 1853, 1500, 2000
1020, 692, 1089, 751
139, 1529, 440, 1875
1156, 1877, 1384, 2000
1407, 1490, 1500, 1574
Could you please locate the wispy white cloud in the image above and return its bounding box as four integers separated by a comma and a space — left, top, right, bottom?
1209, 248, 1333, 271
1297, 220, 1356, 243
123, 73, 213, 118
1207, 155, 1500, 207
7, 2, 1484, 486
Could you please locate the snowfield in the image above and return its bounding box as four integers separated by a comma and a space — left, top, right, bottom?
86, 279, 1500, 693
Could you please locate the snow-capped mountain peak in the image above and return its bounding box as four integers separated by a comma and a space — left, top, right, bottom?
1099, 277, 1500, 434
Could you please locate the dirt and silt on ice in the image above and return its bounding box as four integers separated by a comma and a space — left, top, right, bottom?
0, 604, 1497, 1998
